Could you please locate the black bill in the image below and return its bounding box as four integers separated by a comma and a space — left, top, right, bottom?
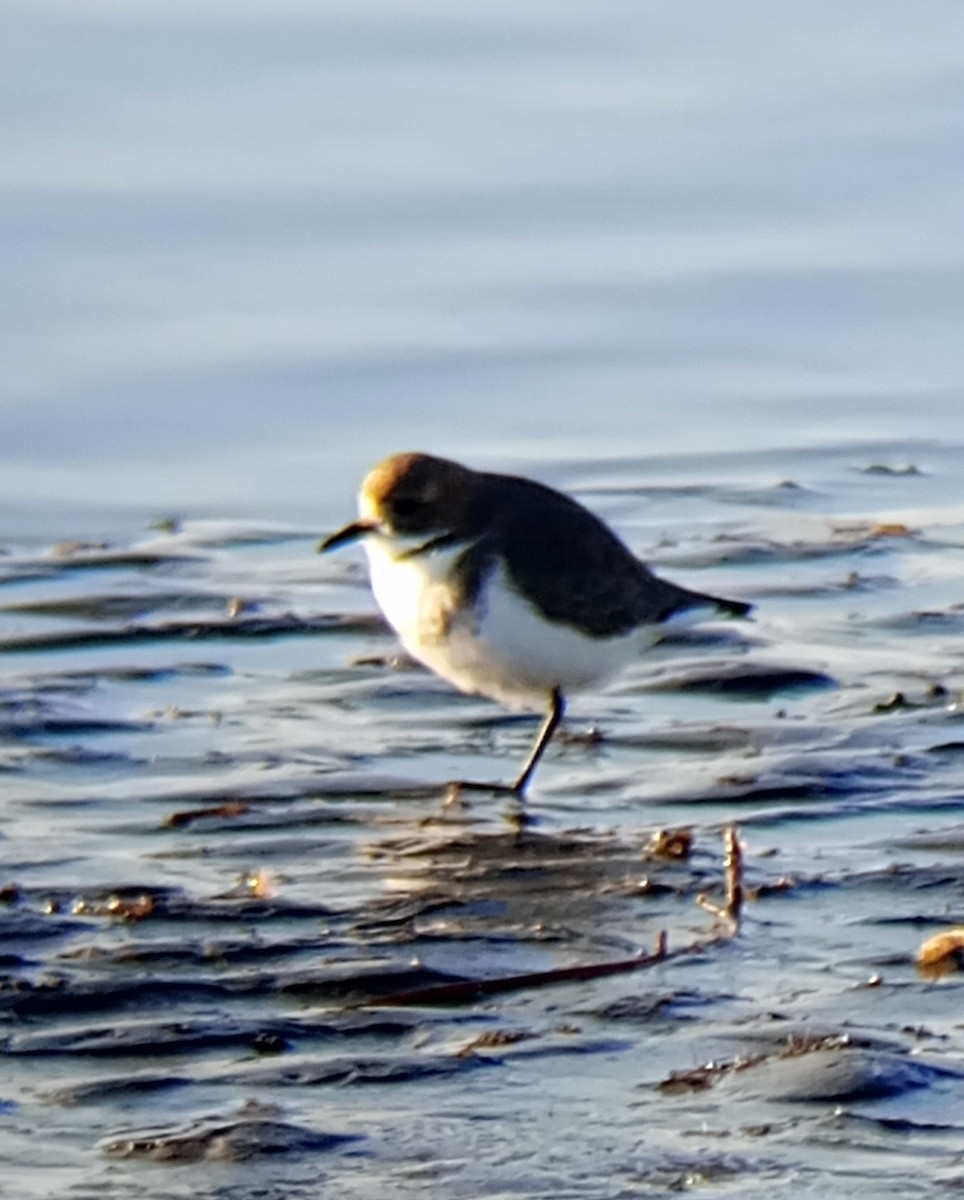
317, 519, 377, 553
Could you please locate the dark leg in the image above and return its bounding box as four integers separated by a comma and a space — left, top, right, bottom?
511, 687, 565, 795
445, 688, 566, 800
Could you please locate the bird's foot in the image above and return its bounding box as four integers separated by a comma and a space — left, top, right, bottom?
445, 778, 519, 797
442, 779, 536, 829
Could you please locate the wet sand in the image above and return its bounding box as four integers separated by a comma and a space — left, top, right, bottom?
3, 441, 964, 1197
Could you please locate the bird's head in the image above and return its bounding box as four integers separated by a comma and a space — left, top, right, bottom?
319, 452, 477, 552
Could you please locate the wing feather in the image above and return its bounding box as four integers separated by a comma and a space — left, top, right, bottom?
459, 473, 748, 636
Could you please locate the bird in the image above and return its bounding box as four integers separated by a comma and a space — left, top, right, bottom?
320, 452, 751, 797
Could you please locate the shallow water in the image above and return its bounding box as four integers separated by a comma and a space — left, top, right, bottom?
4, 440, 964, 1198
4, 2, 964, 1197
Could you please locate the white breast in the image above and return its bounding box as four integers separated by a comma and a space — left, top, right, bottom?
363, 535, 651, 710
363, 533, 466, 647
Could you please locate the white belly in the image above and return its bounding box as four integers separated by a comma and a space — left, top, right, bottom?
363, 535, 650, 709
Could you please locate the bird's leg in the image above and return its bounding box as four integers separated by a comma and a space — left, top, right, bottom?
511, 687, 565, 795
443, 688, 566, 803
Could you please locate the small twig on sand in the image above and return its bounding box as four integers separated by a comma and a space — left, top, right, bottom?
362, 830, 744, 1009
364, 930, 671, 1007
697, 825, 743, 931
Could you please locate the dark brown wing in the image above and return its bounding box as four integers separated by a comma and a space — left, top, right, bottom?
464, 473, 749, 638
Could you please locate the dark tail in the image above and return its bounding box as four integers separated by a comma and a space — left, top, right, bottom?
669, 586, 753, 621
714, 594, 753, 618
697, 591, 752, 619
641, 565, 753, 624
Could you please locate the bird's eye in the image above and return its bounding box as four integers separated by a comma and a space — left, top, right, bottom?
391, 497, 422, 518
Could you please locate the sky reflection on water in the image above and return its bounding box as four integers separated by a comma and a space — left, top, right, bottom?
2, 0, 964, 532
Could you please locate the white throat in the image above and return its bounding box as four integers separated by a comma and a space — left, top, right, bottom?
362, 530, 472, 645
